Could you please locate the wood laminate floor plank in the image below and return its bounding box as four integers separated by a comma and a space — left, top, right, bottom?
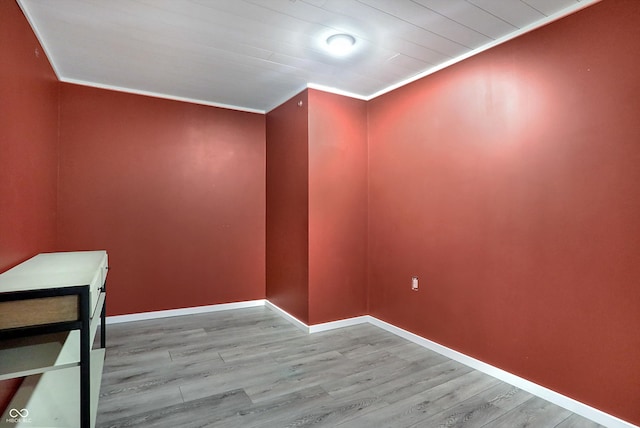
362, 359, 475, 404
96, 307, 606, 428
481, 396, 573, 427
408, 382, 533, 428
346, 370, 501, 428
101, 388, 252, 428
556, 413, 609, 428
230, 386, 358, 428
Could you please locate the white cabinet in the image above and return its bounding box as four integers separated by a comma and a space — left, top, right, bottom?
0, 251, 108, 428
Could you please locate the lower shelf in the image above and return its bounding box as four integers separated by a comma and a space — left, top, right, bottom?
0, 331, 80, 380
1, 348, 105, 428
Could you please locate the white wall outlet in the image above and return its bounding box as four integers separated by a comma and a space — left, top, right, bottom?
411, 276, 419, 291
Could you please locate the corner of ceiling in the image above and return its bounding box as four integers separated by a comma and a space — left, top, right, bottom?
265, 84, 310, 114
367, 0, 602, 101
20, 0, 602, 116
17, 0, 62, 81
293, 0, 602, 108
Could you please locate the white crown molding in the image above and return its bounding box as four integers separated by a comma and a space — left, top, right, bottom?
286, 0, 605, 106
60, 78, 266, 115
306, 83, 368, 101
271, 0, 604, 109
19, 0, 602, 114
366, 0, 603, 101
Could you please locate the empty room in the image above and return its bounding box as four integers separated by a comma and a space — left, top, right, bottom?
1, 0, 638, 427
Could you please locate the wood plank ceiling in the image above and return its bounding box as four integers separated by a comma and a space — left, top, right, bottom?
19, 0, 599, 113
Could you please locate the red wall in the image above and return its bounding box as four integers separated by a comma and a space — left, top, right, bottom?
266, 89, 369, 325
308, 89, 368, 324
0, 0, 59, 411
3, 0, 639, 423
367, 0, 640, 424
57, 84, 266, 315
0, 0, 58, 273
266, 91, 310, 323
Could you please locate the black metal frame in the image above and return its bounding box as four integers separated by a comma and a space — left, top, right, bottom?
0, 281, 107, 428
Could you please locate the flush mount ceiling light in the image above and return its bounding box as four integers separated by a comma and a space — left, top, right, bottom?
326, 33, 356, 56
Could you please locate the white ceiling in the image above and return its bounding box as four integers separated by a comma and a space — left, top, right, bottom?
19, 0, 599, 113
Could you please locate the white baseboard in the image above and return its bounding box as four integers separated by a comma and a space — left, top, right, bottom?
365, 317, 636, 428
263, 301, 371, 334
106, 300, 637, 428
308, 315, 370, 333
263, 300, 309, 333
105, 299, 265, 324
266, 304, 636, 428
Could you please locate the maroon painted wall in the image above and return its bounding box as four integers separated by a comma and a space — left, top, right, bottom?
367, 0, 640, 424
266, 91, 310, 323
308, 89, 368, 324
0, 0, 59, 411
3, 0, 638, 423
0, 0, 58, 273
57, 84, 266, 316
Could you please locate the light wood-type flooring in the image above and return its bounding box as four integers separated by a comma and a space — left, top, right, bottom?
96, 306, 605, 428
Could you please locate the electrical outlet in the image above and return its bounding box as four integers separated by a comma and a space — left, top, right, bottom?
411, 276, 418, 291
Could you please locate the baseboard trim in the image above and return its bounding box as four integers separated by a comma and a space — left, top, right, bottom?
308, 315, 370, 333
105, 299, 266, 324
266, 304, 636, 428
263, 300, 309, 333
365, 317, 635, 428
263, 301, 371, 334
106, 300, 636, 428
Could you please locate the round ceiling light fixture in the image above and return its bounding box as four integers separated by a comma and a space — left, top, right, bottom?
326, 33, 356, 56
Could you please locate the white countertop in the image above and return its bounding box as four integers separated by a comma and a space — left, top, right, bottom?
0, 251, 108, 293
